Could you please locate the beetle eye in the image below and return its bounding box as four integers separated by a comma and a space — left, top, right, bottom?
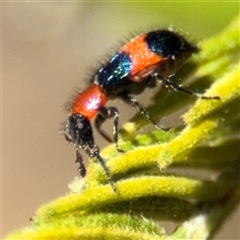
76, 121, 83, 129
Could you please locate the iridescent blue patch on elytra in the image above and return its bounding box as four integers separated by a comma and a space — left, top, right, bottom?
96, 52, 132, 88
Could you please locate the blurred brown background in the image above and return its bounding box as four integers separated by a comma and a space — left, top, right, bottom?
2, 2, 239, 238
